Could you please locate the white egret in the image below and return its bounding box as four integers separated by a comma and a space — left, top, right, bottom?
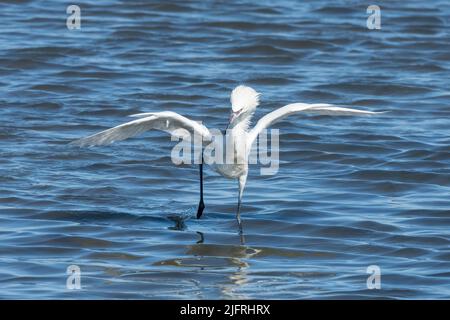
71, 85, 382, 234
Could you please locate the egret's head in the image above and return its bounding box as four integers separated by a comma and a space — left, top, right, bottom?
229, 85, 260, 125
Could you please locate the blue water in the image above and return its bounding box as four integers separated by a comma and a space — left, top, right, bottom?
0, 0, 449, 299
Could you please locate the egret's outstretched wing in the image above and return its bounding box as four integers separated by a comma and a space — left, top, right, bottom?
247, 103, 383, 148
70, 111, 211, 147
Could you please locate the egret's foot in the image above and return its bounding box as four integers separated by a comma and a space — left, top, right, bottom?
196, 201, 205, 219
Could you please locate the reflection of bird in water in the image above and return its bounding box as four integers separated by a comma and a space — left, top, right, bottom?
196, 231, 204, 244
72, 85, 381, 236
186, 241, 261, 299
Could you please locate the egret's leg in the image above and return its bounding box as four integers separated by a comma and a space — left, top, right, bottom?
236, 196, 243, 234
196, 161, 205, 219
236, 175, 247, 236
237, 199, 245, 245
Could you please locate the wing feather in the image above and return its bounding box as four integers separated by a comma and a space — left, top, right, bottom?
248, 103, 383, 148
70, 111, 211, 147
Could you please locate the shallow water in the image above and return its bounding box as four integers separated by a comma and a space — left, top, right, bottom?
0, 0, 449, 299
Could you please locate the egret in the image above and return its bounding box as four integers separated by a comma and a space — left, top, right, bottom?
71, 85, 381, 235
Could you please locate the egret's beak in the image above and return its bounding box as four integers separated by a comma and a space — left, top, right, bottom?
229, 110, 242, 124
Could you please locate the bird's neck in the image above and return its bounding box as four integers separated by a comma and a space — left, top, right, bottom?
229, 113, 253, 132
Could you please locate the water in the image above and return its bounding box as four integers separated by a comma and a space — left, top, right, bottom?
0, 0, 449, 299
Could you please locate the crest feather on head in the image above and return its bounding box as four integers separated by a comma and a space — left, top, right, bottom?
231, 85, 260, 112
